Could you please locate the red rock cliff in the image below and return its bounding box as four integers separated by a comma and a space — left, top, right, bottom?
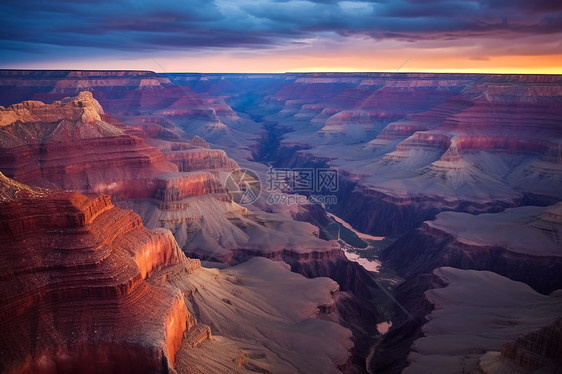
0, 172, 202, 373
0, 91, 178, 190
0, 93, 237, 204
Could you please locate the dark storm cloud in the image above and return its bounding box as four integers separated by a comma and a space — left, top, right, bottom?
1, 0, 561, 56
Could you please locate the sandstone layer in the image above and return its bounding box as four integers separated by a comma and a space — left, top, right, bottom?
0, 172, 200, 373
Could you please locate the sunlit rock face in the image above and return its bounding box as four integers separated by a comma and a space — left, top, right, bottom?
0, 172, 200, 373
0, 90, 238, 197
0, 93, 250, 262
0, 91, 177, 191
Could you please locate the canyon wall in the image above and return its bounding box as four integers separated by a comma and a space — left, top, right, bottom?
0, 172, 200, 373
383, 204, 562, 294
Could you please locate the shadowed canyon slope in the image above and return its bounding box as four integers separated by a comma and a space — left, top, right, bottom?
383, 204, 562, 294
1, 70, 561, 374
404, 267, 562, 374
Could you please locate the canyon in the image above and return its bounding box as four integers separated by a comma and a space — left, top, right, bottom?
0, 70, 561, 373
0, 172, 354, 373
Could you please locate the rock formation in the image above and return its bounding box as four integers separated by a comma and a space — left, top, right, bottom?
401, 267, 562, 374
0, 92, 370, 298
383, 204, 562, 294
0, 91, 177, 190
0, 172, 200, 373
0, 173, 355, 373
492, 317, 562, 373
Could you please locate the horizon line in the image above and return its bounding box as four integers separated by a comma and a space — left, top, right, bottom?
1, 68, 562, 76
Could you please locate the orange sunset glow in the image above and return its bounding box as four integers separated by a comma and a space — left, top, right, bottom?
10, 52, 562, 75
1, 1, 561, 74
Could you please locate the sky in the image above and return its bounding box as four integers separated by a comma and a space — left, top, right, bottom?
1, 0, 562, 73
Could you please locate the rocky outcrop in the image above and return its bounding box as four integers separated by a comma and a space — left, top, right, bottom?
175, 257, 355, 374
164, 149, 238, 172
0, 93, 246, 256
0, 92, 179, 190
399, 267, 562, 374
499, 317, 562, 372
383, 205, 562, 294
231, 246, 376, 298
0, 172, 202, 373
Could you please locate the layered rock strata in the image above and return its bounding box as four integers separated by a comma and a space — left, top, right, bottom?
0, 172, 201, 373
